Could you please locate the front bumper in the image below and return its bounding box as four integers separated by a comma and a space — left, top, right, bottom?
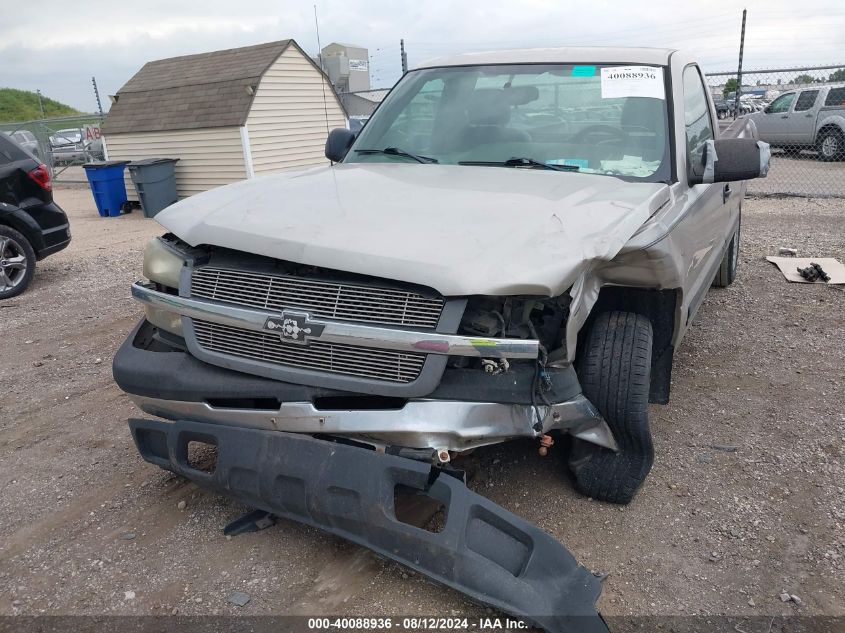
129, 417, 608, 633
131, 393, 616, 453
115, 320, 617, 453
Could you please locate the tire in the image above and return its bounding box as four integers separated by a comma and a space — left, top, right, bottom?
568, 311, 654, 505
0, 225, 36, 300
713, 222, 740, 288
817, 128, 845, 162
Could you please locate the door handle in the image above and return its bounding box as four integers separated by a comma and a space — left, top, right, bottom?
723, 184, 732, 203
805, 113, 813, 117
780, 115, 789, 119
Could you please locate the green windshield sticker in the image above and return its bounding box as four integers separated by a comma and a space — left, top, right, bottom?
572, 65, 596, 77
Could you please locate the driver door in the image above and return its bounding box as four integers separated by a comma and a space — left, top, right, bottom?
679, 65, 732, 323
755, 92, 796, 144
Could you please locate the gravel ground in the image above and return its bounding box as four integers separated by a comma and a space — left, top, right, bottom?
0, 188, 843, 623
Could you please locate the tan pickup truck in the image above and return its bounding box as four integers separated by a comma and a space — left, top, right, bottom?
114, 47, 770, 632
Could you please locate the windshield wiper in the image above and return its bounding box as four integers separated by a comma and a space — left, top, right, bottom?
354, 147, 438, 163
458, 157, 580, 171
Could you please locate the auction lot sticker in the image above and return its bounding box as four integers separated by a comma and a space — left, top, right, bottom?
601, 66, 665, 99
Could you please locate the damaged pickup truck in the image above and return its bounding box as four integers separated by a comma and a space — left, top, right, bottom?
114, 48, 769, 631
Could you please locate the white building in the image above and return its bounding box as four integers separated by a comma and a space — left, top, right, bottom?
103, 40, 347, 199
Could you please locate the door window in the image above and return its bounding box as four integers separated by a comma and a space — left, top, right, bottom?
768, 93, 795, 113
794, 90, 819, 112
682, 65, 715, 171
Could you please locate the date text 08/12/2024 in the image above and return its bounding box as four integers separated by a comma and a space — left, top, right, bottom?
307, 617, 530, 630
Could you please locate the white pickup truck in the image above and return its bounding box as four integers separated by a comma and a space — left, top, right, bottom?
747, 83, 845, 160
114, 47, 770, 632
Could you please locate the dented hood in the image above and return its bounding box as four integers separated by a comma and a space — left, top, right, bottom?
156, 163, 669, 296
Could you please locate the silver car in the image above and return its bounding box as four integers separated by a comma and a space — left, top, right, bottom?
48, 128, 104, 164
747, 83, 845, 160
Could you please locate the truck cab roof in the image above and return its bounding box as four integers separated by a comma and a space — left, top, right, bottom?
417, 46, 678, 69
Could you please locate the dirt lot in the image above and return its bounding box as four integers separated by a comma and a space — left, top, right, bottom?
1, 187, 843, 623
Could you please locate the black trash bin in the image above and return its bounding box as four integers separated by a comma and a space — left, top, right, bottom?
127, 158, 180, 218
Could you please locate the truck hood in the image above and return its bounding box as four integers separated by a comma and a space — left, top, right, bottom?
156, 163, 670, 296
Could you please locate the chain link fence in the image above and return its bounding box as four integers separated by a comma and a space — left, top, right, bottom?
706, 65, 845, 198
0, 114, 105, 184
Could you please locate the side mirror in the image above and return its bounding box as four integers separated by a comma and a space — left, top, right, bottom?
325, 128, 356, 162
689, 138, 770, 185
763, 106, 772, 114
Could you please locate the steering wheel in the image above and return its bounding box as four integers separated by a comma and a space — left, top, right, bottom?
571, 125, 628, 145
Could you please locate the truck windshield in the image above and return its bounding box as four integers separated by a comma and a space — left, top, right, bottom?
347, 64, 672, 182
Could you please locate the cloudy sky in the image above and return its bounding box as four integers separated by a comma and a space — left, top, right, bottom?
1, 0, 843, 112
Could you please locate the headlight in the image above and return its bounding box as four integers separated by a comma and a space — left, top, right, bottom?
142, 237, 185, 337
143, 237, 183, 289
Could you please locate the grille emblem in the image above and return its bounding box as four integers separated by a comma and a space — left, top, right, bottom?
265, 312, 326, 345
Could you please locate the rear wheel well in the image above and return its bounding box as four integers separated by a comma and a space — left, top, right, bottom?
0, 214, 40, 254
578, 287, 678, 404
817, 124, 845, 142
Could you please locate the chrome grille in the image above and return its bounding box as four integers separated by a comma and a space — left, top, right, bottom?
191, 267, 443, 329
193, 320, 426, 383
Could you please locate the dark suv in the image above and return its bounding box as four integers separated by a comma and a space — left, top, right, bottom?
0, 133, 71, 299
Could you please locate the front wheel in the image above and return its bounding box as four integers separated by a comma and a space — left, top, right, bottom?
713, 223, 740, 288
0, 226, 36, 300
817, 128, 844, 161
568, 311, 654, 505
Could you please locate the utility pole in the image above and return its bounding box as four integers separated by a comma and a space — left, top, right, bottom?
400, 39, 408, 74
735, 9, 747, 119
92, 76, 104, 116
36, 89, 45, 118
313, 5, 324, 70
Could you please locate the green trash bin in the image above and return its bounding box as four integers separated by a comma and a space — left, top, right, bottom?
127, 158, 180, 218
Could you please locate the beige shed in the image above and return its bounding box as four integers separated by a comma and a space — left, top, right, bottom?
102, 40, 347, 199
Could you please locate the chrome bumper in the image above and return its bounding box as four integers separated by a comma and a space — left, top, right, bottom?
130, 394, 618, 454
131, 282, 539, 359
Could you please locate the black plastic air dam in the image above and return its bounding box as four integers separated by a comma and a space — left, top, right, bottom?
129, 419, 608, 633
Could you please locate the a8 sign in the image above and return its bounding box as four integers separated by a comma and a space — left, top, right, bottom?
83, 124, 102, 142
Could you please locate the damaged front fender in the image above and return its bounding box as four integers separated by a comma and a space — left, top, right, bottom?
129, 418, 608, 633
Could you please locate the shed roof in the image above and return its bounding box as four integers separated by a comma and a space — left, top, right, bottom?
346, 89, 389, 103
104, 40, 301, 135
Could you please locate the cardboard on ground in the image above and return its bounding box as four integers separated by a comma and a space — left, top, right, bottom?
765, 257, 845, 284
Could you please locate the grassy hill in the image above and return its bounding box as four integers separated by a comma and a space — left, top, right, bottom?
0, 88, 81, 122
